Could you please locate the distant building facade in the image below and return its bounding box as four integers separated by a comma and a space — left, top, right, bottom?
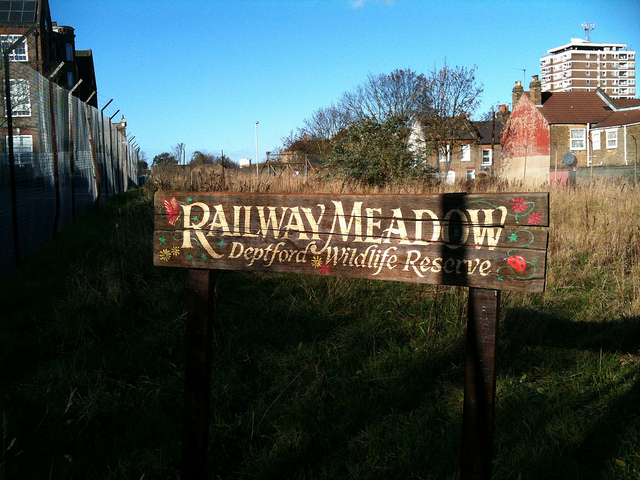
411, 112, 508, 183
540, 38, 636, 99
501, 76, 640, 185
0, 0, 98, 106
1, 0, 99, 169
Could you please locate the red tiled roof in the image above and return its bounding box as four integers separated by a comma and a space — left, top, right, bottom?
607, 98, 640, 109
530, 92, 613, 124
596, 110, 640, 128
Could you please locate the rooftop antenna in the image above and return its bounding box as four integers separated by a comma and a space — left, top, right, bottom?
582, 23, 595, 42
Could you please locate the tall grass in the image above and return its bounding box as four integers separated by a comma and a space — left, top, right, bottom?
1, 174, 639, 479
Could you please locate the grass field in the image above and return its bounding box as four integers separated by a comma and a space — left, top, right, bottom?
1, 175, 639, 479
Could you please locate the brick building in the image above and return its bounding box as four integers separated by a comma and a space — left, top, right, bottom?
540, 37, 636, 99
501, 76, 640, 185
0, 0, 97, 106
1, 0, 99, 168
412, 112, 507, 183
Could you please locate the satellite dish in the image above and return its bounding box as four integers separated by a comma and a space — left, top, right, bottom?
562, 152, 578, 166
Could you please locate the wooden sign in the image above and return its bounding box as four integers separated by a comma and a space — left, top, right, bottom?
154, 191, 548, 292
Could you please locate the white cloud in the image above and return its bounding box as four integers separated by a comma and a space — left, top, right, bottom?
349, 0, 397, 8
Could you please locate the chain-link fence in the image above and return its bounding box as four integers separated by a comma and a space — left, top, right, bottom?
1, 61, 139, 274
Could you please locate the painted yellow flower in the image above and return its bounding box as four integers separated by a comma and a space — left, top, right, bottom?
311, 256, 323, 268
171, 246, 181, 256
159, 249, 172, 261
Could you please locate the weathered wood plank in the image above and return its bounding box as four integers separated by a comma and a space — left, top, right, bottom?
461, 288, 501, 480
154, 191, 550, 228
153, 191, 549, 292
182, 269, 217, 480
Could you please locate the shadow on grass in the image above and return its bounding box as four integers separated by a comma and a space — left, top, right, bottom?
497, 308, 640, 479
208, 272, 469, 480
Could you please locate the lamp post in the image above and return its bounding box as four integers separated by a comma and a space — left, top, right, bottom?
255, 121, 259, 177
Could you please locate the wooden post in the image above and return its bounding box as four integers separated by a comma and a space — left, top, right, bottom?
461, 287, 501, 480
182, 269, 218, 480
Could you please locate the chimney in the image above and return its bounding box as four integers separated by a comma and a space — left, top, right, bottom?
512, 81, 524, 108
497, 104, 511, 123
529, 75, 542, 106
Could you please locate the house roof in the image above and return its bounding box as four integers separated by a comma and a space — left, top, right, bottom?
529, 91, 613, 125
472, 120, 504, 145
596, 110, 640, 128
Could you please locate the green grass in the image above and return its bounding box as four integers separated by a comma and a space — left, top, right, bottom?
1, 187, 639, 479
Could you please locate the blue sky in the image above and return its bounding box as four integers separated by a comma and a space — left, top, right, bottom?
52, 0, 640, 164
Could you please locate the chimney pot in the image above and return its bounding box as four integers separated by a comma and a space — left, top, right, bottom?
529, 75, 542, 106
512, 81, 525, 108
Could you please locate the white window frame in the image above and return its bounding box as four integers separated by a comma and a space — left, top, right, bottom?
466, 168, 476, 180
570, 128, 586, 150
6, 79, 31, 117
445, 169, 455, 183
591, 130, 601, 150
0, 35, 28, 62
481, 149, 493, 166
438, 144, 450, 163
5, 134, 33, 165
606, 129, 618, 149
460, 144, 470, 162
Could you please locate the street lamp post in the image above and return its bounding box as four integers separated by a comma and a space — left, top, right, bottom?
255, 121, 259, 177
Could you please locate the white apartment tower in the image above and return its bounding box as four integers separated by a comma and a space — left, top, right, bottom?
540, 37, 636, 99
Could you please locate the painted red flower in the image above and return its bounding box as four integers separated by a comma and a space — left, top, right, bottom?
528, 212, 542, 225
510, 197, 528, 215
319, 264, 330, 274
163, 197, 179, 226
508, 255, 527, 272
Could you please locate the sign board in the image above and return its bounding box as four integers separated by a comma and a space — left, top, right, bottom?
154, 191, 548, 292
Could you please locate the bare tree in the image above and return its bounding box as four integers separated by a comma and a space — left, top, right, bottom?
301, 103, 350, 141
172, 143, 186, 165
418, 62, 483, 176
339, 69, 430, 123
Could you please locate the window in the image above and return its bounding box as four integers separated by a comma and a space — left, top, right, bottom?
445, 169, 456, 183
4, 79, 31, 117
438, 144, 450, 163
570, 129, 586, 150
5, 135, 33, 165
0, 35, 28, 61
460, 144, 470, 162
65, 43, 73, 61
606, 129, 617, 149
592, 130, 601, 150
466, 169, 476, 180
481, 149, 493, 166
